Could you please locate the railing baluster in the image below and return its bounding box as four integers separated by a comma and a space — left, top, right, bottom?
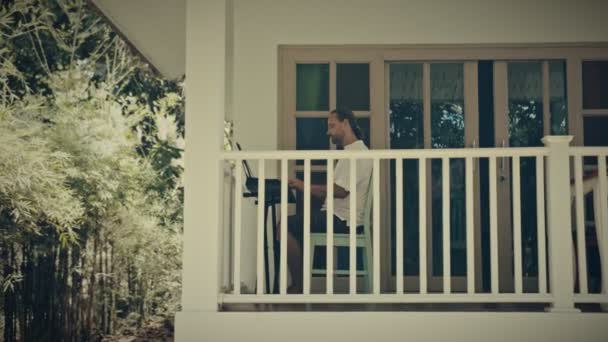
598, 155, 608, 296
222, 147, 569, 304
280, 159, 288, 294
442, 157, 451, 294
512, 156, 523, 294
419, 158, 427, 294
350, 158, 357, 294
233, 159, 242, 295
373, 158, 381, 294
256, 160, 266, 294
465, 157, 475, 294
574, 155, 588, 294
396, 158, 404, 294
326, 158, 334, 295
489, 156, 499, 294
536, 156, 547, 294
303, 159, 311, 295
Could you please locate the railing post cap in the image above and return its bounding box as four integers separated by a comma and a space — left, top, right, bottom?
541, 135, 573, 145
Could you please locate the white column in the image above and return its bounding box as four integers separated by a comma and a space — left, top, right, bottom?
542, 135, 578, 313
180, 0, 227, 312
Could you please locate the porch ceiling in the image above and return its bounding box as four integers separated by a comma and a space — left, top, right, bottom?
89, 0, 185, 79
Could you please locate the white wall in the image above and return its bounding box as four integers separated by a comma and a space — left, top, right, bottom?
231, 0, 608, 150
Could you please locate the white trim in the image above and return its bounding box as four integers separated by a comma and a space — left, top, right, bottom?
221, 148, 549, 160
582, 109, 608, 116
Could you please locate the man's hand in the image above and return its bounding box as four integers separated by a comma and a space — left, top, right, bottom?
288, 178, 304, 191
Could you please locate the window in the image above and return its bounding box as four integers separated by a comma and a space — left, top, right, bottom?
582, 61, 608, 146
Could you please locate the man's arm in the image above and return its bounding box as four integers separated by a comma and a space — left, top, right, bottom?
288, 179, 349, 200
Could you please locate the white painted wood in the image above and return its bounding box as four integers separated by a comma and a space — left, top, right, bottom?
222, 147, 549, 160
542, 61, 551, 136
465, 157, 475, 294
598, 156, 608, 295
350, 159, 357, 294
225, 144, 561, 302
179, 310, 608, 342
233, 160, 242, 295
566, 59, 583, 146
303, 159, 311, 295
396, 158, 404, 294
536, 156, 548, 294
220, 294, 553, 304
373, 158, 381, 294
442, 157, 451, 294
180, 0, 225, 313
574, 294, 608, 303
489, 157, 499, 294
257, 161, 266, 294
326, 159, 334, 294
512, 156, 523, 294
581, 109, 608, 116
574, 155, 588, 294
423, 63, 431, 149
542, 136, 577, 312
570, 147, 608, 156
280, 159, 288, 294
419, 159, 428, 294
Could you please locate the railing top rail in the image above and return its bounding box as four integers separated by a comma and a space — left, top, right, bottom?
569, 147, 608, 156
220, 147, 550, 160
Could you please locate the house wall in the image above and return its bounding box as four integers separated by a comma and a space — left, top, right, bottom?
177, 311, 608, 342
231, 0, 608, 150
230, 0, 608, 293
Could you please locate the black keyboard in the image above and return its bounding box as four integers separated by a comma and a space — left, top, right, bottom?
245, 178, 296, 203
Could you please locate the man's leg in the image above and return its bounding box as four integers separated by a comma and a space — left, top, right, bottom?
286, 215, 304, 293
287, 231, 303, 293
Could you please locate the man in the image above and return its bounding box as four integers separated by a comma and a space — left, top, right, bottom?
285, 108, 372, 293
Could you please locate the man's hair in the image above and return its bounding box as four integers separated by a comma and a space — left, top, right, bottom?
330, 107, 365, 141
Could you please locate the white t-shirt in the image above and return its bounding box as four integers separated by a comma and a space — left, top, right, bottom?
322, 140, 372, 226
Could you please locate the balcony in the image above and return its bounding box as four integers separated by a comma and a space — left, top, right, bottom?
217, 136, 607, 311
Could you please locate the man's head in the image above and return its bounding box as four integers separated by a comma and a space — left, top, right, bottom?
327, 108, 363, 148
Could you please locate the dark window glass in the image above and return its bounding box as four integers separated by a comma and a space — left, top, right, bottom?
297, 64, 329, 111
583, 61, 608, 109
337, 63, 370, 111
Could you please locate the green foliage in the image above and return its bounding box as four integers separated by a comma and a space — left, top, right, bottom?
0, 0, 184, 340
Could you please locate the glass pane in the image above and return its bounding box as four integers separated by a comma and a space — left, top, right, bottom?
431, 63, 465, 148
296, 118, 328, 150
508, 62, 543, 281
296, 64, 329, 111
430, 63, 466, 277
550, 61, 568, 135
584, 117, 608, 146
389, 63, 423, 277
296, 118, 328, 165
390, 63, 424, 149
508, 62, 543, 147
337, 63, 370, 111
583, 61, 608, 109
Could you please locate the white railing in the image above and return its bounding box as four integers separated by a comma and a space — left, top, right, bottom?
569, 146, 608, 305
219, 137, 608, 311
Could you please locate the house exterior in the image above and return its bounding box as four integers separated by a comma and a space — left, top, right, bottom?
91, 0, 608, 341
